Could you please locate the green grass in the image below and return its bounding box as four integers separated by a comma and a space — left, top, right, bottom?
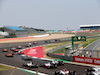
56, 59, 71, 62
45, 41, 71, 48
0, 65, 14, 71
53, 47, 66, 53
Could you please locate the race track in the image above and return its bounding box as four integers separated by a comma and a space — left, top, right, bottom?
0, 40, 91, 75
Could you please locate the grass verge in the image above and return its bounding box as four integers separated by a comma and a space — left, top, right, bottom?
44, 37, 99, 57
0, 65, 14, 71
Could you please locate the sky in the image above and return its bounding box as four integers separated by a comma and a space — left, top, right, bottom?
0, 0, 100, 30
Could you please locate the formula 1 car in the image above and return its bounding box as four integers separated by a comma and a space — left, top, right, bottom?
10, 51, 14, 55
45, 40, 50, 43
10, 47, 18, 52
5, 53, 14, 57
16, 45, 22, 49
23, 62, 38, 68
33, 42, 38, 45
13, 49, 18, 52
85, 67, 100, 75
40, 62, 57, 69
55, 39, 60, 42
22, 56, 32, 61
51, 60, 64, 65
10, 47, 16, 51
53, 68, 76, 75
25, 43, 32, 47
85, 66, 100, 72
84, 72, 100, 75
18, 51, 24, 55
2, 48, 8, 52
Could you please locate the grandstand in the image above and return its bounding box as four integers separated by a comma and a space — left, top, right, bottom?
4, 26, 28, 37
20, 26, 46, 34
80, 24, 100, 30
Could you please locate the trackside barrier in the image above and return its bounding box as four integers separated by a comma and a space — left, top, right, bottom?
73, 56, 100, 65
28, 34, 49, 38
47, 53, 73, 61
0, 34, 49, 41
47, 44, 73, 61
0, 37, 34, 41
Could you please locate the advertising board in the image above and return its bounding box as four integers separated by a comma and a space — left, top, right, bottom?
73, 56, 100, 65
24, 46, 44, 58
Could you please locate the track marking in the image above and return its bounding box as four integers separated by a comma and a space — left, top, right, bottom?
92, 42, 100, 50
0, 63, 48, 75
84, 39, 98, 49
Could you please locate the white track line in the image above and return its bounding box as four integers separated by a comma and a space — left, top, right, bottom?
0, 63, 48, 75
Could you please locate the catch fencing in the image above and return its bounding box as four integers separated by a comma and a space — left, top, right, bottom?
74, 49, 100, 58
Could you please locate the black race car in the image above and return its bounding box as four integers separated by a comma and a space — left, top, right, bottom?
40, 62, 57, 69
45, 40, 50, 43
53, 68, 76, 75
23, 62, 38, 68
22, 56, 32, 61
55, 39, 60, 42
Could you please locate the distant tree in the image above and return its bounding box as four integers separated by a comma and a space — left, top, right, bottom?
0, 27, 5, 32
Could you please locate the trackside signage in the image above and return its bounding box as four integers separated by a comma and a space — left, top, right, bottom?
73, 56, 100, 65
24, 46, 44, 58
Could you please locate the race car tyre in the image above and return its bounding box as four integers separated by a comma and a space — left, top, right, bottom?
40, 64, 44, 67
54, 65, 57, 68
35, 65, 39, 68
47, 66, 50, 69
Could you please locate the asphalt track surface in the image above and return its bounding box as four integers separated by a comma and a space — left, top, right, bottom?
0, 40, 91, 75
84, 39, 100, 50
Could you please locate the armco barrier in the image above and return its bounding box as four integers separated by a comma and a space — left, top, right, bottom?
47, 44, 73, 61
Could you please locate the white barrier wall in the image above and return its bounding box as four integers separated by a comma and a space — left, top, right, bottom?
28, 34, 49, 38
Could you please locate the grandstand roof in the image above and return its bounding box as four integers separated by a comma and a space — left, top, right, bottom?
5, 26, 26, 31
80, 24, 100, 27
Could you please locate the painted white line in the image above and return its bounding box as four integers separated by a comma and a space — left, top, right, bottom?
18, 68, 48, 75
93, 42, 100, 50
84, 40, 98, 49
0, 63, 48, 75
0, 63, 16, 68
